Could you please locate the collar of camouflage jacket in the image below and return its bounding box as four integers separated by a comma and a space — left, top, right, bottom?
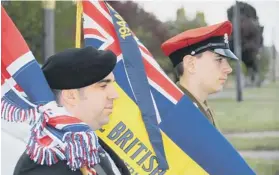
176, 82, 216, 126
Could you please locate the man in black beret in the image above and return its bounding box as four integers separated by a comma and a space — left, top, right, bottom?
14, 46, 130, 175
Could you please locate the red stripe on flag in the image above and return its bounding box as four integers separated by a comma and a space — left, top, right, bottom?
1, 64, 11, 85
82, 1, 115, 38
14, 84, 23, 92
1, 7, 30, 67
139, 45, 153, 58
83, 1, 122, 57
143, 59, 183, 101
97, 1, 110, 14
83, 28, 105, 38
106, 42, 122, 57
1, 62, 23, 92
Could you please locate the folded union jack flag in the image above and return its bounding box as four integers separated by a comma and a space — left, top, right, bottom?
1, 6, 101, 170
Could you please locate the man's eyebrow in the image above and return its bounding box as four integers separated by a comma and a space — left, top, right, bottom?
97, 79, 115, 83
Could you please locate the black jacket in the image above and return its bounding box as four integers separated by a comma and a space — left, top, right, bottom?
13, 138, 130, 175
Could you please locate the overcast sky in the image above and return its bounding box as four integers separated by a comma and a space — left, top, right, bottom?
137, 0, 279, 51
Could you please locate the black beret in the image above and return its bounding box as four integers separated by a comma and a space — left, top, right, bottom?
42, 46, 117, 89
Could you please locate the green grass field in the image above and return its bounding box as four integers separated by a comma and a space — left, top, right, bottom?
246, 159, 279, 175
228, 137, 279, 150
208, 82, 279, 175
209, 82, 279, 133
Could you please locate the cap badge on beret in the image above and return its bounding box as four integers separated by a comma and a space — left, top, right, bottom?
224, 33, 229, 44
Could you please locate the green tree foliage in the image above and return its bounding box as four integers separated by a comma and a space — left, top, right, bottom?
3, 1, 77, 63
54, 2, 76, 53
108, 1, 175, 79
166, 7, 207, 37
108, 1, 170, 57
3, 1, 44, 63
227, 1, 264, 84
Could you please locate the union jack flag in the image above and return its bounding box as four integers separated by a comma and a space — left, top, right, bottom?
82, 1, 255, 175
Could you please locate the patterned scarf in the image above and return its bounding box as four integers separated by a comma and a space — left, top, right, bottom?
1, 6, 100, 170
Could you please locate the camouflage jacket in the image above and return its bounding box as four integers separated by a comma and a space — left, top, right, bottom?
176, 82, 216, 127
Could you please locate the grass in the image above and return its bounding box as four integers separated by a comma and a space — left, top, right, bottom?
208, 81, 279, 175
209, 82, 279, 133
228, 137, 279, 150
246, 159, 279, 175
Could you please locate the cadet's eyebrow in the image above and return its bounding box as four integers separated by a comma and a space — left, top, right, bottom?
215, 54, 226, 59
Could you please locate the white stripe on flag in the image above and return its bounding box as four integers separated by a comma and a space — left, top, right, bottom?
1, 78, 16, 97
1, 78, 27, 98
117, 54, 123, 63
148, 78, 178, 105
142, 50, 183, 94
89, 0, 113, 24
6, 51, 34, 76
150, 91, 162, 124
84, 34, 107, 42
83, 13, 110, 39
83, 13, 114, 50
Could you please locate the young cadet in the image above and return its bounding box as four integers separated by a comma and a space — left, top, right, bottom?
161, 21, 237, 127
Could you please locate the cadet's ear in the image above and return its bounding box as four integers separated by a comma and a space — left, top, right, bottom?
182, 55, 196, 74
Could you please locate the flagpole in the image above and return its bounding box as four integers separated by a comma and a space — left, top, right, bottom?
75, 1, 83, 49
233, 1, 243, 102
42, 0, 56, 62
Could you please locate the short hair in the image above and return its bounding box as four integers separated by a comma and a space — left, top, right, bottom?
174, 52, 203, 78
52, 89, 62, 106
175, 62, 184, 78
51, 88, 87, 106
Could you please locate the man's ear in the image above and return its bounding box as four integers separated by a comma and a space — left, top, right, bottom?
182, 55, 196, 74
60, 89, 79, 107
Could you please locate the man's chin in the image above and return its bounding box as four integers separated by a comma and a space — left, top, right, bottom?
101, 116, 110, 125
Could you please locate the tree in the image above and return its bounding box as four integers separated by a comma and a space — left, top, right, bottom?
3, 1, 44, 63
227, 1, 264, 86
166, 7, 207, 37
108, 1, 170, 57
54, 2, 76, 53
3, 1, 77, 64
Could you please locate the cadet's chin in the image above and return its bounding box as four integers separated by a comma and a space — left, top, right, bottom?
217, 84, 224, 92
211, 84, 224, 94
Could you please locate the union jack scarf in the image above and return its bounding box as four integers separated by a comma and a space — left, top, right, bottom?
1, 6, 100, 170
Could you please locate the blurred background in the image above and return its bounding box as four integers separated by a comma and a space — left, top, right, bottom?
1, 0, 279, 174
